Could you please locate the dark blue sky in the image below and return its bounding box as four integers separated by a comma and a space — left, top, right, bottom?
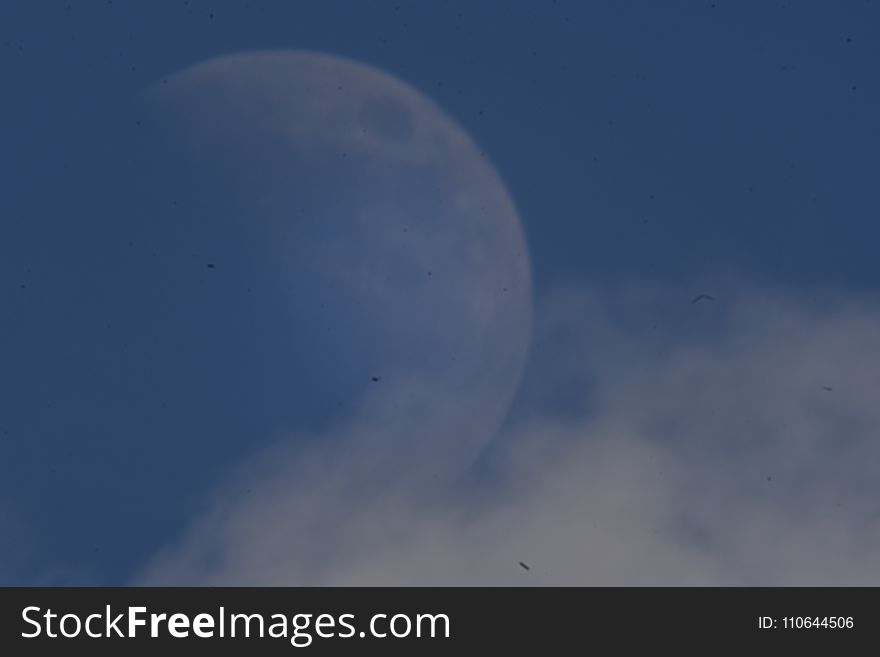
1, 1, 878, 585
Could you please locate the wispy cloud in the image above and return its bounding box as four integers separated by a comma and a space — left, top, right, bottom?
139, 281, 880, 586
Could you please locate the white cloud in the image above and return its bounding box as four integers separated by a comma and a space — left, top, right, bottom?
139, 282, 880, 585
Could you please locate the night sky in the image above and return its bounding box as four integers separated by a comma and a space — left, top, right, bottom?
2, 1, 879, 586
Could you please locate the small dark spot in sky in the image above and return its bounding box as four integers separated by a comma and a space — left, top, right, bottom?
427, 271, 432, 276
691, 294, 715, 304
823, 386, 833, 391
206, 263, 215, 269
767, 476, 772, 482
519, 561, 531, 571
371, 376, 381, 383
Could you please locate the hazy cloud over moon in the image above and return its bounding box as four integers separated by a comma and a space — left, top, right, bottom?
142, 282, 880, 586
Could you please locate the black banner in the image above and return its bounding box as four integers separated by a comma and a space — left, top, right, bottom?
0, 587, 875, 653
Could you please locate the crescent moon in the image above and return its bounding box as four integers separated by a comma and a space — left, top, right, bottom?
149, 50, 533, 473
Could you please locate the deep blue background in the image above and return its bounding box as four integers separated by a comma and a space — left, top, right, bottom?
1, 1, 877, 584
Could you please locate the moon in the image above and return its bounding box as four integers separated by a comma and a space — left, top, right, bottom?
147, 51, 532, 474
